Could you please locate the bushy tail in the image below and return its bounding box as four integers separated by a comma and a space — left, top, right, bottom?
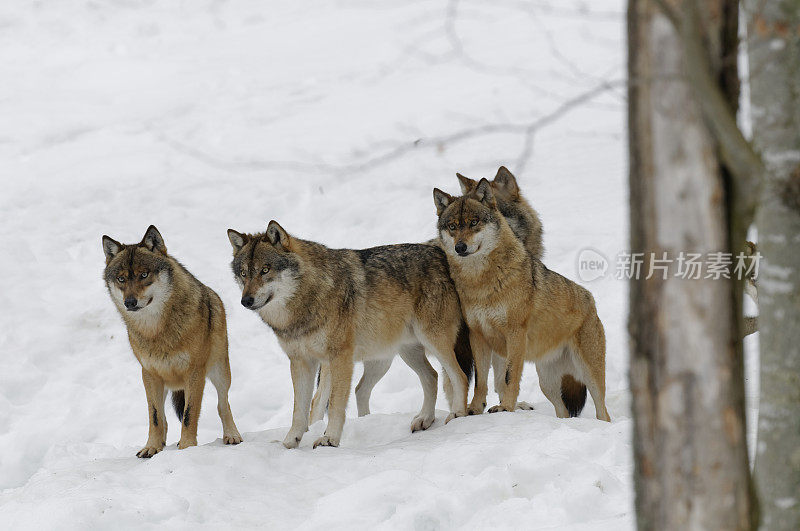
560, 375, 587, 417
454, 320, 474, 383
172, 390, 186, 422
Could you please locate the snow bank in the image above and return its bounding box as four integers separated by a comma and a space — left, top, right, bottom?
0, 0, 636, 528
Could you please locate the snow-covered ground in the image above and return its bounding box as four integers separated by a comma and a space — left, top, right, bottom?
0, 0, 640, 528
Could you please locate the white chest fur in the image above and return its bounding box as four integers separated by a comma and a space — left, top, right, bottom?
465, 303, 507, 330
139, 350, 191, 377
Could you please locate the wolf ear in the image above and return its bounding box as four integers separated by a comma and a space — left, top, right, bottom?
141, 225, 167, 254
433, 188, 454, 216
474, 178, 496, 207
102, 235, 123, 262
456, 173, 478, 194
493, 166, 519, 197
266, 220, 291, 250
227, 229, 248, 253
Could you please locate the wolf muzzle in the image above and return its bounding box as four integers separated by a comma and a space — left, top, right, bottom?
124, 296, 139, 311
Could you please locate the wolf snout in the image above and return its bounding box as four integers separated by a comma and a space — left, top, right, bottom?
241, 296, 255, 308
124, 296, 138, 310
455, 241, 468, 256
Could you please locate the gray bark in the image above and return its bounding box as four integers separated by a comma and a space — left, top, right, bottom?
628, 0, 755, 529
744, 1, 800, 528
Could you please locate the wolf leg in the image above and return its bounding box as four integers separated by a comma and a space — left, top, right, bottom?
309, 364, 332, 423
420, 335, 467, 422
442, 371, 454, 409
468, 334, 491, 415
400, 345, 437, 432
283, 357, 317, 448
572, 315, 610, 421
178, 365, 206, 449
581, 372, 608, 421
208, 359, 242, 444
355, 358, 392, 417
535, 352, 572, 418
138, 368, 167, 458
491, 352, 534, 411
314, 350, 353, 448
491, 352, 506, 403
489, 330, 526, 413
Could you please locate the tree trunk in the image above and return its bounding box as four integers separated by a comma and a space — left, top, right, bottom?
627, 0, 755, 529
744, 2, 800, 528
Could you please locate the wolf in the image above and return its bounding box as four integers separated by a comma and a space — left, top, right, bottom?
102, 226, 242, 458
311, 167, 544, 420
227, 221, 470, 448
433, 179, 611, 421
455, 166, 544, 261
453, 167, 544, 412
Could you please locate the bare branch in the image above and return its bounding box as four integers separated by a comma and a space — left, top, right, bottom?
347, 78, 623, 172
162, 79, 622, 176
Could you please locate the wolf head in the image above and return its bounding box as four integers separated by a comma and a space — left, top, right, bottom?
102, 225, 173, 315
456, 166, 520, 200
433, 178, 503, 258
227, 220, 300, 312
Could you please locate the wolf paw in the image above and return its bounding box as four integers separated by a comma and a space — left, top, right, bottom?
136, 444, 163, 458
177, 438, 197, 450
313, 434, 339, 448
487, 404, 513, 414
467, 402, 486, 415
282, 433, 303, 449
223, 433, 243, 445
410, 414, 435, 432
516, 401, 535, 411
445, 411, 466, 424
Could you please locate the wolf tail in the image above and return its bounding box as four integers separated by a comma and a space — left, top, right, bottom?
454, 320, 474, 383
560, 375, 587, 417
171, 390, 186, 422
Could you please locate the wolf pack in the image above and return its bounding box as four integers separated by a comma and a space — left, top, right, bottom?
102, 167, 612, 457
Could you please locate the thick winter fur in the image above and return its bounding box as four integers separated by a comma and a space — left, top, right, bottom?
454, 167, 544, 411
433, 180, 610, 421
228, 222, 470, 448
330, 167, 539, 419
102, 226, 242, 458
455, 166, 544, 261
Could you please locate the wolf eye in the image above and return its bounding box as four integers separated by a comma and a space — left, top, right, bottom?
470, 219, 479, 227
448, 223, 457, 231
140, 272, 148, 279
117, 276, 125, 283
261, 266, 270, 275
240, 269, 247, 277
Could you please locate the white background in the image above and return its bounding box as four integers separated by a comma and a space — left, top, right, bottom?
0, 0, 719, 528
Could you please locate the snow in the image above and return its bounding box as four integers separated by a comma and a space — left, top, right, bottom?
0, 0, 637, 528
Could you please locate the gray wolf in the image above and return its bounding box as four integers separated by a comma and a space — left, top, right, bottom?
453, 167, 544, 412
102, 225, 242, 457
455, 166, 544, 261
433, 180, 611, 421
316, 166, 543, 419
227, 221, 471, 448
